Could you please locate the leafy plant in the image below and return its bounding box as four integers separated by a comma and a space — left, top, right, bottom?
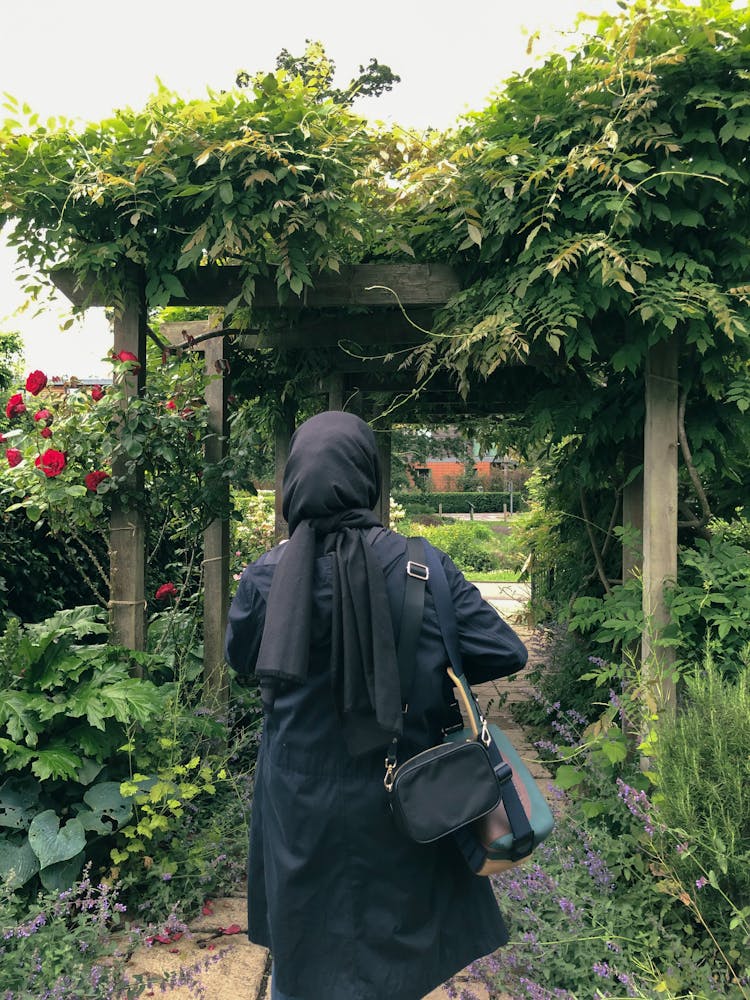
0, 607, 168, 893
653, 660, 750, 971
403, 520, 500, 573
569, 530, 750, 677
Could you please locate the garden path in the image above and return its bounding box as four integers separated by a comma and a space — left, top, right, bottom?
125, 588, 551, 1000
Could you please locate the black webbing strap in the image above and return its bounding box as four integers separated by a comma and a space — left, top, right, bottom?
422, 543, 535, 859
366, 528, 427, 707
396, 536, 429, 706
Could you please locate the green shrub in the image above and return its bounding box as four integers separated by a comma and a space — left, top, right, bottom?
570, 530, 750, 679
392, 490, 524, 515
0, 607, 169, 895
654, 661, 750, 965
404, 521, 499, 573
231, 490, 275, 571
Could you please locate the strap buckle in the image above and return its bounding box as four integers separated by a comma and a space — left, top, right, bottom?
406, 560, 429, 581
495, 762, 513, 785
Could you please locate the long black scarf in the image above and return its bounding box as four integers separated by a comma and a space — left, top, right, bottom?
254, 412, 402, 756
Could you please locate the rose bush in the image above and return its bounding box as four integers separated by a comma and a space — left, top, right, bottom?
1, 346, 235, 618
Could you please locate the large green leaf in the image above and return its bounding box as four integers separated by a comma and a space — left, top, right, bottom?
0, 835, 40, 888
0, 777, 39, 830
39, 850, 85, 893
30, 746, 83, 781
77, 782, 133, 833
0, 691, 45, 746
28, 811, 86, 868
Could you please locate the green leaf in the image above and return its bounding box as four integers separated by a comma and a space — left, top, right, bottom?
78, 782, 133, 833
555, 765, 585, 790
581, 801, 606, 819
28, 811, 86, 868
0, 835, 40, 888
39, 850, 85, 893
601, 738, 628, 765
0, 777, 40, 830
30, 747, 83, 781
0, 691, 45, 746
162, 273, 186, 299
218, 181, 234, 205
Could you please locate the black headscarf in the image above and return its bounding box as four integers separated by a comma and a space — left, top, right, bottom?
255, 411, 402, 756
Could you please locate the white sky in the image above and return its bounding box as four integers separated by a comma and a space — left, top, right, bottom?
1, 0, 625, 377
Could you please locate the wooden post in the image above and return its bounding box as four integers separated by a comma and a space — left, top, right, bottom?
202, 335, 229, 707
622, 462, 644, 584
274, 402, 295, 542
642, 337, 678, 713
328, 374, 345, 411
621, 456, 644, 740
109, 271, 146, 651
375, 428, 392, 528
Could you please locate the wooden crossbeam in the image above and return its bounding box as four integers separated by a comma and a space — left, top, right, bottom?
51, 263, 459, 310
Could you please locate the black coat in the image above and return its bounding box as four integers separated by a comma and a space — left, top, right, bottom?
225, 527, 528, 1000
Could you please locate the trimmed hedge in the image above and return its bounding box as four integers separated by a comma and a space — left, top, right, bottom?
392, 490, 525, 514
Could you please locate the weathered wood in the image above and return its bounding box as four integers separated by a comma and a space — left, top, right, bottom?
202, 335, 230, 708
622, 465, 644, 583
52, 264, 460, 310
109, 272, 146, 651
375, 428, 392, 529
328, 374, 345, 411
621, 459, 644, 740
642, 337, 678, 713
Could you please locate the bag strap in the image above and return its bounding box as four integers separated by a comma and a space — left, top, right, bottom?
424, 545, 535, 859
396, 535, 429, 707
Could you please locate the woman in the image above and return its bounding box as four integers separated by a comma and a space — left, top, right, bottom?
225, 411, 528, 1000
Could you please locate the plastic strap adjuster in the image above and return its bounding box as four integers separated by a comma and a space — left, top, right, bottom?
406, 560, 429, 581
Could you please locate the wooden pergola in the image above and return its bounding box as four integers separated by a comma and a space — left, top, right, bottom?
52, 263, 678, 709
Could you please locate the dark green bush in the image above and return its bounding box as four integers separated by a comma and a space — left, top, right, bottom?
404, 521, 499, 574
392, 490, 525, 515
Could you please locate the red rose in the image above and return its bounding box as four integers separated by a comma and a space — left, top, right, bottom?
40, 427, 53, 439
166, 400, 177, 410
6, 448, 22, 468
34, 409, 53, 425
5, 393, 26, 419
155, 582, 178, 601
91, 385, 105, 402
25, 370, 48, 396
0, 433, 5, 443
113, 350, 141, 373
84, 470, 109, 492
34, 448, 67, 478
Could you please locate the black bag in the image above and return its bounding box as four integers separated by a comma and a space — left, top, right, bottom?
385, 731, 502, 844
383, 538, 504, 844
384, 536, 554, 870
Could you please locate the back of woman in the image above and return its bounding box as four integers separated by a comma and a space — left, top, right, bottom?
225, 412, 528, 1000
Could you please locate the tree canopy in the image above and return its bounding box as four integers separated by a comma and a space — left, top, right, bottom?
1, 0, 748, 550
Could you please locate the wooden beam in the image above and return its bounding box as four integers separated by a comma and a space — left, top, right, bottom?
109, 271, 146, 651
51, 264, 459, 310
642, 337, 678, 713
202, 334, 230, 709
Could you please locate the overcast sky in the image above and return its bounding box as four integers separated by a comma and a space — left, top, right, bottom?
1, 0, 627, 377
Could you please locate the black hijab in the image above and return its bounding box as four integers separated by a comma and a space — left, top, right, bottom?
255, 411, 402, 756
